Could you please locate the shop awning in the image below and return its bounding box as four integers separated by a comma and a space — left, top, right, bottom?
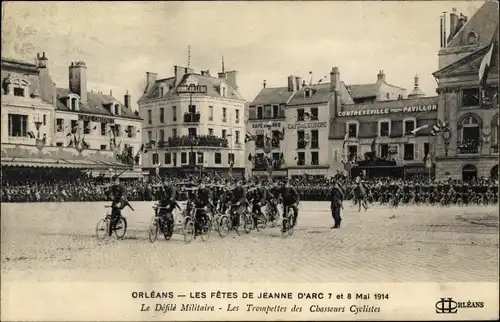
1, 156, 131, 170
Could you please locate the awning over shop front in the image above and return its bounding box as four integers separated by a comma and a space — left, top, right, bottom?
1, 156, 131, 170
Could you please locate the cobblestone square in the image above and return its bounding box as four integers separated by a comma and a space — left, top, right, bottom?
1, 202, 498, 283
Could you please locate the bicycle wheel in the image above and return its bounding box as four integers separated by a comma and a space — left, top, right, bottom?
287, 216, 294, 236
200, 217, 212, 242
281, 218, 290, 238
257, 213, 268, 230
217, 215, 230, 238
148, 216, 159, 243
243, 213, 253, 234
183, 218, 195, 244
267, 208, 279, 227
164, 221, 174, 240
96, 219, 108, 240
114, 216, 127, 239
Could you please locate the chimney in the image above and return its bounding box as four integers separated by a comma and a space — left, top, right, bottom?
201, 70, 211, 77
448, 8, 458, 43
124, 91, 131, 109
174, 66, 192, 87
287, 75, 296, 92
37, 52, 48, 69
146, 72, 158, 89
377, 70, 386, 83
36, 52, 56, 105
218, 72, 227, 80
302, 80, 306, 88
308, 71, 313, 85
225, 70, 238, 91
440, 15, 444, 48
263, 80, 267, 88
295, 77, 302, 91
329, 67, 340, 93
69, 61, 88, 103
110, 89, 113, 96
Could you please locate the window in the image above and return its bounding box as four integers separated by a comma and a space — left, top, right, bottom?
172, 128, 177, 137
208, 128, 214, 136
297, 152, 305, 165
42, 114, 47, 126
235, 110, 240, 123
127, 126, 135, 138
222, 87, 226, 97
310, 107, 319, 120
272, 105, 279, 118
114, 124, 121, 136
13, 86, 26, 97
222, 108, 227, 122
424, 143, 430, 159
148, 131, 152, 142
152, 153, 159, 165
256, 134, 265, 148
228, 153, 235, 165
165, 153, 171, 164
379, 121, 390, 137
71, 98, 78, 110
297, 109, 305, 121
100, 144, 107, 150
458, 114, 481, 154
209, 106, 214, 121
197, 152, 204, 164
386, 93, 390, 99
71, 120, 78, 132
188, 128, 197, 137
159, 130, 165, 142
272, 130, 281, 148
348, 123, 357, 138
379, 144, 389, 159
257, 106, 263, 119
297, 130, 306, 149
160, 86, 164, 97
172, 153, 177, 167
172, 106, 177, 121
222, 129, 227, 138
304, 89, 311, 98
462, 88, 480, 107
215, 153, 222, 164
101, 123, 107, 136
84, 121, 90, 134
311, 151, 319, 165
235, 131, 240, 143
264, 105, 272, 118
181, 152, 187, 164
114, 104, 119, 115
188, 104, 196, 114
491, 115, 499, 148
311, 130, 319, 149
404, 119, 415, 135
56, 142, 64, 147
160, 108, 164, 123
56, 119, 64, 132
347, 145, 358, 160
148, 110, 152, 124
404, 144, 415, 160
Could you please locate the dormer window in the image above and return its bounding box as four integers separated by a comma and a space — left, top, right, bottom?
67, 94, 80, 111
160, 86, 164, 97
114, 103, 120, 116
10, 78, 29, 98
220, 85, 227, 97
304, 89, 311, 98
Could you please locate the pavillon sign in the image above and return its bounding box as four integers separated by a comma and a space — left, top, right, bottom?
337, 104, 437, 117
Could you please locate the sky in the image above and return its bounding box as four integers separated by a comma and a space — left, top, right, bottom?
1, 1, 484, 110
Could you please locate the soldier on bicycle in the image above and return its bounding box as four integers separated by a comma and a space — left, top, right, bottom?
277, 178, 300, 233
194, 182, 212, 236
251, 179, 267, 228
106, 176, 129, 230
230, 180, 247, 228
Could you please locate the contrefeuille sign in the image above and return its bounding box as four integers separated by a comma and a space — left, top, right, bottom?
337, 104, 437, 117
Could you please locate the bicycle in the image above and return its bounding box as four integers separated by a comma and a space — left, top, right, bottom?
265, 201, 280, 227
217, 203, 252, 237
149, 204, 175, 243
96, 205, 128, 240
281, 205, 296, 238
251, 203, 268, 231
182, 207, 212, 244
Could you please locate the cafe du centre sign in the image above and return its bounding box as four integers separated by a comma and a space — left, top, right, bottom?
337, 104, 437, 117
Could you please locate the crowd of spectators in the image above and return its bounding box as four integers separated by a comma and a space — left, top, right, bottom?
1, 168, 497, 206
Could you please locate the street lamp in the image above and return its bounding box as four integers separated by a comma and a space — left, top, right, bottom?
442, 127, 451, 157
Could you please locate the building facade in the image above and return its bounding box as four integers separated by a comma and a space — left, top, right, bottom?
138, 66, 246, 178
1, 53, 143, 177
433, 1, 499, 181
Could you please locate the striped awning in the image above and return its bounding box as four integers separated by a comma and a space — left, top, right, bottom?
1, 156, 131, 169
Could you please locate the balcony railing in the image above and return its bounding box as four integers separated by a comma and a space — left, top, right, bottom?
457, 141, 480, 154
491, 145, 499, 154
184, 112, 201, 123
167, 135, 228, 148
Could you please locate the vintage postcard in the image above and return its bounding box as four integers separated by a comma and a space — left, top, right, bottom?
1, 0, 499, 321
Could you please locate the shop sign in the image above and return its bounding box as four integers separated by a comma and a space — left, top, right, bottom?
359, 137, 409, 145
78, 114, 115, 123
176, 85, 208, 94
252, 122, 281, 129
287, 121, 328, 130
337, 104, 437, 117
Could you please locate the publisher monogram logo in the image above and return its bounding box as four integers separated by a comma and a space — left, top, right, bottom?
435, 298, 458, 314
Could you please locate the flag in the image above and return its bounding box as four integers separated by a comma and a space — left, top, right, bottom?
248, 153, 252, 161
410, 124, 429, 135
370, 138, 376, 152
341, 132, 349, 148
280, 152, 285, 165
92, 125, 97, 131
244, 132, 255, 143
27, 131, 35, 139
303, 111, 311, 121
479, 39, 495, 85
82, 139, 90, 149
431, 120, 447, 136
